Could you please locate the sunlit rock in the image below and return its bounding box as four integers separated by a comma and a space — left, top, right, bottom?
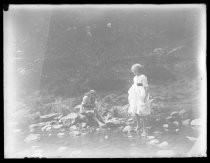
148, 139, 159, 145
70, 125, 77, 130
157, 141, 169, 148
191, 119, 201, 126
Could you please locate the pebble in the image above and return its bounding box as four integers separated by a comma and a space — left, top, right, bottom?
147, 136, 155, 140
148, 139, 159, 145
123, 125, 133, 133
186, 136, 198, 142
191, 119, 201, 126
81, 122, 87, 128
153, 131, 162, 135
163, 124, 169, 128
53, 124, 63, 129
156, 150, 175, 157
104, 135, 109, 139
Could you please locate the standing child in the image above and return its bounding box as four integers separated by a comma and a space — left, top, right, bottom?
128, 64, 151, 137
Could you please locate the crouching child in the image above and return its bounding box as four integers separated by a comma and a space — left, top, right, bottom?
80, 90, 105, 127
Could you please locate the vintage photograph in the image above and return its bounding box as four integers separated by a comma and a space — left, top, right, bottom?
4, 4, 206, 158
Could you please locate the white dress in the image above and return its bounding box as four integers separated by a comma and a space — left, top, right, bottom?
128, 74, 151, 116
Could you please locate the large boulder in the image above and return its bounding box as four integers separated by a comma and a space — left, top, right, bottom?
59, 113, 78, 127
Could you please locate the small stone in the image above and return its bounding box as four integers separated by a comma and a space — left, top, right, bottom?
147, 136, 155, 140
186, 136, 198, 142
123, 125, 133, 133
104, 135, 109, 139
70, 125, 77, 130
45, 126, 52, 132
191, 119, 201, 126
70, 130, 81, 136
157, 141, 169, 148
81, 122, 87, 128
52, 124, 63, 129
153, 131, 162, 135
148, 139, 159, 145
163, 124, 169, 128
172, 121, 179, 127
156, 150, 175, 157
41, 125, 51, 132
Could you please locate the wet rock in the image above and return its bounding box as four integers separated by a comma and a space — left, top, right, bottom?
70, 125, 77, 130
24, 134, 41, 143
157, 141, 169, 148
156, 150, 175, 157
123, 125, 133, 133
59, 113, 78, 126
153, 131, 162, 135
186, 136, 198, 142
191, 119, 201, 126
182, 119, 191, 127
57, 132, 65, 138
163, 124, 169, 128
148, 139, 159, 145
81, 122, 87, 128
147, 136, 155, 140
41, 124, 51, 132
70, 130, 81, 137
40, 113, 61, 122
105, 118, 121, 128
52, 124, 63, 129
127, 118, 133, 122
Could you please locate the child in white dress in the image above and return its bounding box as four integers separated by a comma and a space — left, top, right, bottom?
128, 64, 151, 137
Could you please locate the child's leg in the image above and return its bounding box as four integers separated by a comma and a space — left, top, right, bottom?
141, 116, 148, 137
135, 114, 141, 130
